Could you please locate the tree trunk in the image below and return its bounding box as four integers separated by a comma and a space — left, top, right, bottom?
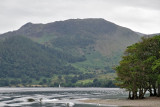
132, 91, 138, 99
153, 85, 157, 96
149, 86, 153, 96
128, 91, 132, 99
139, 89, 143, 99
157, 84, 160, 97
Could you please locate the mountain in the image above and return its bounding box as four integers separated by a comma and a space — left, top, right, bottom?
0, 36, 86, 86
145, 33, 160, 37
0, 18, 141, 87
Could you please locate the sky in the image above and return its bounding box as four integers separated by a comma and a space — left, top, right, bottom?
0, 0, 160, 34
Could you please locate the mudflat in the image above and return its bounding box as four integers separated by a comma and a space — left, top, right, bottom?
80, 97, 160, 107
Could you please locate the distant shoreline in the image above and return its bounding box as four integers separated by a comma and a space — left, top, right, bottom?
80, 97, 160, 107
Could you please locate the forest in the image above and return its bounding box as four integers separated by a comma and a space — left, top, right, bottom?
0, 36, 116, 87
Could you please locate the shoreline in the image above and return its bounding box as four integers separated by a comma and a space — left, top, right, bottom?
79, 97, 160, 107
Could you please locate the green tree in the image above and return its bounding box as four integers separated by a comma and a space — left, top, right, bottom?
115, 36, 160, 99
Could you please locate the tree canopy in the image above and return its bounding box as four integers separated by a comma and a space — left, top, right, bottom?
115, 35, 160, 99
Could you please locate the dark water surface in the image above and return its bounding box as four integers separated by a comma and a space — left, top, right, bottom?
0, 87, 128, 107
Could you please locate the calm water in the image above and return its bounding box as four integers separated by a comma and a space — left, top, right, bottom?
0, 87, 128, 107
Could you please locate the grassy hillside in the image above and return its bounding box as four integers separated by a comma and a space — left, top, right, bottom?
0, 18, 141, 87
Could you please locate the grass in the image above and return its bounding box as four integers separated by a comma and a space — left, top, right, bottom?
72, 51, 113, 73
75, 73, 116, 86
31, 34, 56, 44
76, 79, 93, 84
97, 73, 117, 80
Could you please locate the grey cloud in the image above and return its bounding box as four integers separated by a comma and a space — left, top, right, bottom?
0, 0, 160, 34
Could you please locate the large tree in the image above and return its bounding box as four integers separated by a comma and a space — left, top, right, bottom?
115, 35, 160, 99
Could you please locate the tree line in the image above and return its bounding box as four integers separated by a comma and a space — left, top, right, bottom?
115, 35, 160, 99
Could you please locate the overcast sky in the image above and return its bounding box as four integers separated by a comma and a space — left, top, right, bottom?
0, 0, 160, 34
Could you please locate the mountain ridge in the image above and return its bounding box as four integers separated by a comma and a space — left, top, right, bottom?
0, 18, 143, 87
1, 18, 140, 38
4, 18, 141, 55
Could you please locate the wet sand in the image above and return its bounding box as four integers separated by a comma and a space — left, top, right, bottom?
80, 97, 160, 107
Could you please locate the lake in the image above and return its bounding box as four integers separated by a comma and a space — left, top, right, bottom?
0, 87, 128, 107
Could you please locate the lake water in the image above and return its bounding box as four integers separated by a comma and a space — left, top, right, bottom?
0, 87, 128, 107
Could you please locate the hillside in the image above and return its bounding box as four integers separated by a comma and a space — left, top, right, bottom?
0, 18, 141, 87
0, 36, 86, 86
